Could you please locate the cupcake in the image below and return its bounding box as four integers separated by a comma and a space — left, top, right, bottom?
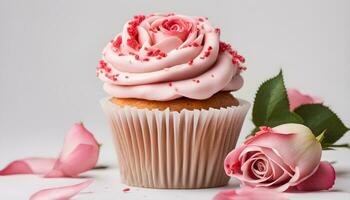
99, 13, 250, 189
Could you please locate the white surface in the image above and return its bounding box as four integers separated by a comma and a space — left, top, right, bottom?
0, 150, 350, 200
1, 0, 350, 199
0, 132, 349, 200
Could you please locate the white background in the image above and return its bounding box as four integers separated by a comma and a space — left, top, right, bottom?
0, 0, 349, 199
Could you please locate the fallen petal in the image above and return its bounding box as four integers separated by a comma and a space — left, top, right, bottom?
29, 179, 93, 200
0, 157, 56, 175
0, 123, 99, 178
296, 161, 336, 191
213, 187, 288, 200
46, 144, 99, 178
45, 123, 99, 178
59, 122, 99, 161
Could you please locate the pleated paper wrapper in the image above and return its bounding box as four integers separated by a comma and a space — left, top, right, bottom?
101, 98, 250, 189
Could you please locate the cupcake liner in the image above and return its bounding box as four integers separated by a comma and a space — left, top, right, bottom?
101, 98, 250, 189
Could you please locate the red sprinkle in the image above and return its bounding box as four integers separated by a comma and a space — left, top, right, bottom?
188, 60, 193, 65
125, 76, 129, 79
133, 15, 145, 24
143, 58, 149, 62
134, 55, 140, 60
104, 73, 117, 81
198, 18, 204, 22
239, 66, 247, 71
97, 60, 112, 73
219, 41, 246, 65
154, 49, 161, 55
168, 82, 172, 87
215, 28, 221, 34
127, 26, 138, 37
147, 51, 154, 56
127, 38, 140, 50
193, 43, 199, 47
208, 46, 213, 50
112, 36, 122, 50
236, 55, 245, 63
124, 15, 145, 50
122, 188, 130, 192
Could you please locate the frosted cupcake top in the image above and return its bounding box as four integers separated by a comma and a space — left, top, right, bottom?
97, 13, 246, 101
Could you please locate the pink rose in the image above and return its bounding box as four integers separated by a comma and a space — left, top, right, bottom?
224, 123, 335, 192
287, 89, 322, 111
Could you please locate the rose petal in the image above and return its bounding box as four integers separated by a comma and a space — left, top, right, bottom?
248, 124, 322, 188
29, 179, 93, 200
231, 146, 292, 191
44, 123, 99, 178
287, 89, 322, 111
296, 161, 336, 191
241, 153, 272, 183
239, 146, 294, 176
213, 187, 288, 200
224, 145, 247, 175
0, 158, 56, 175
45, 144, 99, 178
59, 123, 99, 161
0, 123, 99, 178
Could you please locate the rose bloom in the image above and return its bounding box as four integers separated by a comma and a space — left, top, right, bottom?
224, 123, 335, 192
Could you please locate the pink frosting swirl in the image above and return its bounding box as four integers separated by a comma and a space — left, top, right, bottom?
97, 13, 246, 101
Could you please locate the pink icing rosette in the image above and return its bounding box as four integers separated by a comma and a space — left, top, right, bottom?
97, 13, 245, 101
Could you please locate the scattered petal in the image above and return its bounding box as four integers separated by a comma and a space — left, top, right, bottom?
0, 157, 56, 175
29, 179, 93, 200
46, 122, 99, 177
296, 161, 336, 191
0, 123, 99, 178
213, 187, 288, 200
45, 144, 99, 178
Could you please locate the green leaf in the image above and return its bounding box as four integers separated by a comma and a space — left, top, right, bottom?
252, 70, 303, 128
294, 104, 349, 144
